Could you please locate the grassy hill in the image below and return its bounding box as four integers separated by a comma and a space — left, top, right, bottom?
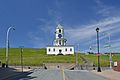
0, 48, 120, 66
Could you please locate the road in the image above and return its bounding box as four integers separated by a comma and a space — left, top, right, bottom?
0, 67, 31, 80
18, 69, 109, 80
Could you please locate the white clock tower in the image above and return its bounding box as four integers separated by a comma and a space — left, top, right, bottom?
54, 24, 67, 46
47, 24, 74, 55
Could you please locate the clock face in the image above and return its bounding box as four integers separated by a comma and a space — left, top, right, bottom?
58, 34, 62, 38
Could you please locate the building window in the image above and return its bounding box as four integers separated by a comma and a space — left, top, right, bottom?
65, 48, 67, 52
53, 48, 55, 52
59, 49, 62, 53
49, 48, 50, 52
70, 48, 72, 52
59, 29, 61, 33
59, 40, 61, 45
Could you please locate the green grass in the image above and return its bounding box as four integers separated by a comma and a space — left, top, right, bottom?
0, 48, 120, 66
0, 48, 76, 66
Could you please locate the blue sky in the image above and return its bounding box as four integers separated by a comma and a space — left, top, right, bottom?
0, 0, 120, 53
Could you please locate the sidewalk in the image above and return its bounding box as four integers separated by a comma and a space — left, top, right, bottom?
91, 70, 120, 80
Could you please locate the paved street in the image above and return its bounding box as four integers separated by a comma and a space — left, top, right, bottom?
0, 67, 31, 80
64, 70, 109, 80
1, 67, 120, 80
0, 68, 20, 80
19, 69, 109, 80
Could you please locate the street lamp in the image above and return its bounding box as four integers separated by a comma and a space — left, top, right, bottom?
6, 27, 15, 68
96, 27, 101, 72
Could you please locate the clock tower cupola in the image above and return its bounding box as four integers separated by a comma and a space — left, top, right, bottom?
54, 24, 67, 46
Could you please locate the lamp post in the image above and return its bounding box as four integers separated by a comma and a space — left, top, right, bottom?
96, 27, 101, 72
6, 27, 15, 68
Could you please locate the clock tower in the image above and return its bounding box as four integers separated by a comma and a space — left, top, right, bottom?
47, 24, 74, 55
54, 24, 67, 46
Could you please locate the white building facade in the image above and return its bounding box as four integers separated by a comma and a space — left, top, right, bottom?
47, 24, 74, 55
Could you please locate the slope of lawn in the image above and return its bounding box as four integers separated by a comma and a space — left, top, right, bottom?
0, 48, 120, 66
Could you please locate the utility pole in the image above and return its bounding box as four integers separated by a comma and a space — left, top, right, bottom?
108, 33, 112, 69
76, 44, 79, 66
104, 32, 112, 69
20, 46, 24, 72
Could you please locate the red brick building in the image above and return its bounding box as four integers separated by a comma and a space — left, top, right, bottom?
113, 60, 120, 72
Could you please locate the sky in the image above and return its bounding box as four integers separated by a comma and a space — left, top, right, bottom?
0, 0, 120, 53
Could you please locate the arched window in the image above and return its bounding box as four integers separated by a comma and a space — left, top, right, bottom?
49, 48, 50, 52
53, 48, 55, 52
59, 29, 61, 33
65, 48, 67, 52
59, 40, 61, 45
70, 48, 72, 52
59, 49, 62, 53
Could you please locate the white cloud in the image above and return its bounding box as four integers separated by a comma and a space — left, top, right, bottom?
28, 32, 48, 48
95, 0, 119, 17
47, 0, 63, 24
65, 16, 120, 53
64, 0, 120, 53
28, 0, 120, 53
28, 0, 64, 48
65, 17, 120, 44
